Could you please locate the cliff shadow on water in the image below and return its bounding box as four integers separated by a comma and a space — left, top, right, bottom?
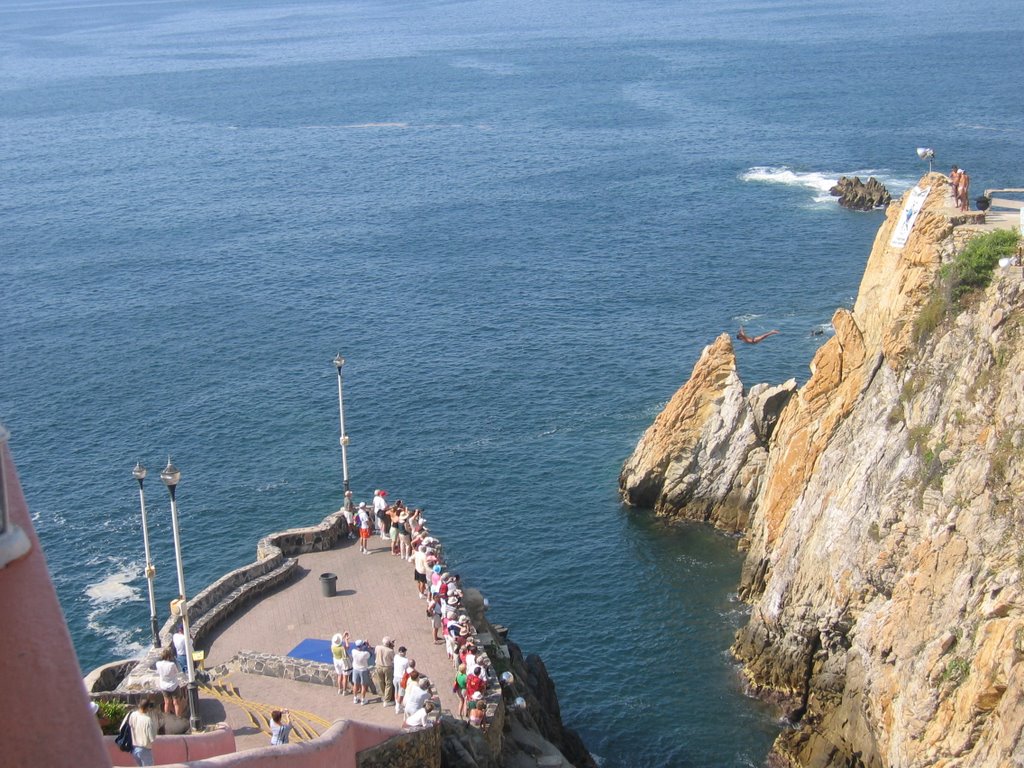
620, 174, 1024, 768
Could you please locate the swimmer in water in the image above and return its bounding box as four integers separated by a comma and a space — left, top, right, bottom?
736, 326, 779, 344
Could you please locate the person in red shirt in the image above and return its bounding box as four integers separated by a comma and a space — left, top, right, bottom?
464, 666, 484, 700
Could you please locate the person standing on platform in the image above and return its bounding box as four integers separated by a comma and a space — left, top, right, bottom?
126, 699, 157, 766
372, 489, 388, 536
958, 168, 971, 211
356, 502, 372, 554
156, 647, 185, 718
374, 637, 396, 705
393, 646, 410, 713
331, 632, 352, 695
171, 624, 188, 673
350, 639, 371, 704
270, 710, 292, 745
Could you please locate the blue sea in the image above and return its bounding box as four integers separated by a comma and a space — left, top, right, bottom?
3, 0, 1022, 765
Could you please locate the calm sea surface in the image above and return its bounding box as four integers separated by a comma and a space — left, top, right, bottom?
3, 0, 1022, 765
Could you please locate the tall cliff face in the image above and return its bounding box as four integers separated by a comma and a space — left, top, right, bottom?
622, 173, 1024, 767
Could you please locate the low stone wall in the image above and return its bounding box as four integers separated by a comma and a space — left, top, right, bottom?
357, 723, 442, 768
83, 658, 137, 694
231, 649, 336, 687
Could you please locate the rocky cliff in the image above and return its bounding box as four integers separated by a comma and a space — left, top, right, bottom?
621, 173, 1024, 768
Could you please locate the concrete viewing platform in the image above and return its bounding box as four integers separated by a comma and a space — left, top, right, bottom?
194, 533, 466, 750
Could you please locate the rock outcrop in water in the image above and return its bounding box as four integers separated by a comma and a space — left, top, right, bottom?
829, 175, 892, 211
621, 173, 1024, 767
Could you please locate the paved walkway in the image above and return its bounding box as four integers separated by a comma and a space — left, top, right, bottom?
195, 531, 463, 750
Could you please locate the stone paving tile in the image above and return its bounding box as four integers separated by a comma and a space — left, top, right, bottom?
197, 532, 462, 742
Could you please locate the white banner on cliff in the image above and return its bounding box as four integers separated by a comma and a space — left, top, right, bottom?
889, 185, 931, 248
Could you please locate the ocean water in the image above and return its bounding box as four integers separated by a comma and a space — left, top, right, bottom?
3, 0, 1023, 765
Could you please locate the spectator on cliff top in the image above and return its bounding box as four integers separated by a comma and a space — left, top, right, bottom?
355, 503, 372, 554
350, 639, 372, 705
957, 169, 971, 212
950, 165, 962, 207
374, 637, 396, 706
393, 646, 410, 713
404, 700, 435, 730
331, 632, 353, 695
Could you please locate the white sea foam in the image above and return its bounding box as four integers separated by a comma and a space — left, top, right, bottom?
85, 563, 142, 604
741, 165, 917, 205
733, 313, 761, 324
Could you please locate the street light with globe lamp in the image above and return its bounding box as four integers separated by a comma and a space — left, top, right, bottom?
131, 462, 160, 648
159, 458, 201, 732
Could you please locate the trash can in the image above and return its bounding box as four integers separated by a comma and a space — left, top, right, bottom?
319, 572, 337, 597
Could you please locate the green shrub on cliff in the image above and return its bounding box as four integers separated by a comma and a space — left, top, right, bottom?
914, 229, 1020, 343
942, 229, 1020, 303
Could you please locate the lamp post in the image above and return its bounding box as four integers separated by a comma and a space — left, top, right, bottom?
333, 354, 351, 496
159, 458, 201, 732
131, 462, 160, 648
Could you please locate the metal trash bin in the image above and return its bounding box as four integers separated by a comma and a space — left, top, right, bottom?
319, 572, 337, 597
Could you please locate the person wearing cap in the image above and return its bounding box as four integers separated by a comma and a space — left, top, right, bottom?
350, 640, 371, 704
331, 631, 352, 695
355, 503, 372, 554
426, 591, 444, 644
374, 637, 396, 705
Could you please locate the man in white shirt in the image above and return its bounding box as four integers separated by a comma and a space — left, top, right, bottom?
392, 645, 410, 713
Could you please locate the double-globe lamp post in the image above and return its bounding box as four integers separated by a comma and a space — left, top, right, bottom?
131, 462, 161, 648
159, 458, 202, 732
333, 354, 351, 496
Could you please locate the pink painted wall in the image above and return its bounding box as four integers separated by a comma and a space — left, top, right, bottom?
156, 721, 398, 768
104, 723, 237, 766
0, 444, 110, 767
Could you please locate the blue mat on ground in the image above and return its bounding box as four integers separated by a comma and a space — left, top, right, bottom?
287, 638, 332, 664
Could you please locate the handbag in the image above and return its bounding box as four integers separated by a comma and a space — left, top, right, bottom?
115, 714, 134, 753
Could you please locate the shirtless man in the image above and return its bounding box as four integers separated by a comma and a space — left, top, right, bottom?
950, 166, 962, 208
736, 326, 779, 344
957, 168, 970, 211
